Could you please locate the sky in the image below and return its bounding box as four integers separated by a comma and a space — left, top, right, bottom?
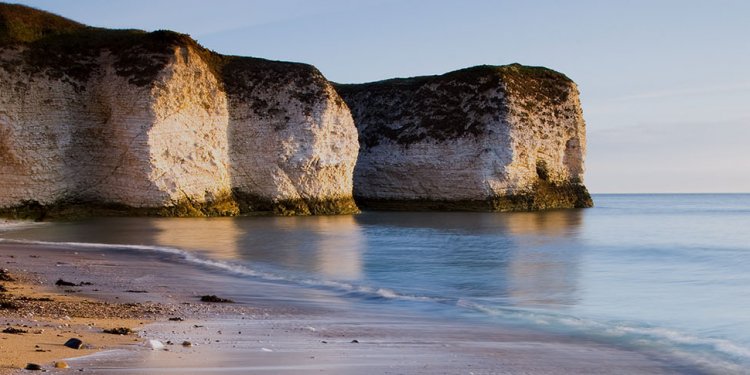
10, 0, 750, 193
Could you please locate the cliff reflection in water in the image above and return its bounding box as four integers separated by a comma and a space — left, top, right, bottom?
1, 209, 584, 309
151, 215, 365, 280
502, 211, 584, 307
353, 211, 583, 308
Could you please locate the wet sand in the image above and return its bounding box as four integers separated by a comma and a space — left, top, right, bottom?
0, 241, 701, 374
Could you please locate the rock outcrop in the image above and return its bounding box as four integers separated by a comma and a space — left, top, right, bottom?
0, 4, 358, 218
0, 4, 592, 218
336, 64, 593, 211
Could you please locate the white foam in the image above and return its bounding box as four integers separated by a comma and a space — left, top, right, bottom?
0, 238, 442, 305
0, 220, 44, 232
456, 299, 750, 374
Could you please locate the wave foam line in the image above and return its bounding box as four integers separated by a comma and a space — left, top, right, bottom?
0, 238, 444, 305
456, 299, 750, 374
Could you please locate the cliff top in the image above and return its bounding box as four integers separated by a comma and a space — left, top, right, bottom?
0, 3, 208, 87
336, 64, 576, 147
0, 3, 83, 44
0, 2, 330, 100
336, 64, 573, 101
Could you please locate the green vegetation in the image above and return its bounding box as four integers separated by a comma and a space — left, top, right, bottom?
0, 3, 330, 96
159, 191, 240, 217
0, 3, 83, 44
0, 3, 215, 88
232, 189, 359, 216
355, 180, 592, 212
0, 191, 242, 221
0, 191, 360, 220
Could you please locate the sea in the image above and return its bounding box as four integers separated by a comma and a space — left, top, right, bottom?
2, 194, 749, 372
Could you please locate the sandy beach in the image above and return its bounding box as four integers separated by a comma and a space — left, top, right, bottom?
0, 238, 701, 374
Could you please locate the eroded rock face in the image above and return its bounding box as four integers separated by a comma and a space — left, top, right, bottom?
0, 43, 236, 217
223, 58, 359, 215
337, 64, 593, 211
0, 4, 358, 218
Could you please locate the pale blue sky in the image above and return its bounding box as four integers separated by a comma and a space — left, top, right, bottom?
11, 0, 750, 193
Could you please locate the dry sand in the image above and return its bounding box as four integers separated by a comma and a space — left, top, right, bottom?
0, 273, 150, 373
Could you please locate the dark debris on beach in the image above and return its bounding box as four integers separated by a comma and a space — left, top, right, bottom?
103, 327, 133, 335
2, 326, 28, 334
0, 268, 15, 281
200, 295, 235, 303
55, 279, 77, 286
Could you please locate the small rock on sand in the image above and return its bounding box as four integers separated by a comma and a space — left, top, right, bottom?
25, 363, 42, 370
182, 341, 192, 347
64, 338, 83, 349
55, 361, 70, 368
146, 339, 165, 350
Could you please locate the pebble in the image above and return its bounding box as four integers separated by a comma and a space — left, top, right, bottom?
25, 363, 42, 370
64, 338, 83, 349
146, 339, 165, 350
182, 341, 192, 347
55, 361, 70, 369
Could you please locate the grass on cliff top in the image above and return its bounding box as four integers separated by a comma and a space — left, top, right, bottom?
335, 64, 576, 147
0, 2, 210, 86
0, 2, 327, 94
0, 3, 83, 44
336, 64, 573, 96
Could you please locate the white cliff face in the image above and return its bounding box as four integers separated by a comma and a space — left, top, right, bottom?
0, 45, 232, 211
0, 48, 63, 206
499, 75, 587, 197
225, 58, 359, 214
147, 47, 231, 207
0, 38, 359, 216
338, 64, 592, 211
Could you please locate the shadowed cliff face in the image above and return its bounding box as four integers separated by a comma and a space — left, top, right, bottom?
0, 3, 359, 219
336, 64, 592, 211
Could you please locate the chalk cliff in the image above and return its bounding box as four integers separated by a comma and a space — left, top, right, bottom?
0, 4, 591, 218
0, 4, 358, 218
337, 65, 593, 211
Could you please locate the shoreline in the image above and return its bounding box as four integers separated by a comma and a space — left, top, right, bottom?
0, 240, 704, 374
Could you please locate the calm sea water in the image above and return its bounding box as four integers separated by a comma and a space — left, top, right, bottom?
2, 194, 749, 371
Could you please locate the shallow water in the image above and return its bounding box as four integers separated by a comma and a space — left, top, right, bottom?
2, 194, 749, 372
